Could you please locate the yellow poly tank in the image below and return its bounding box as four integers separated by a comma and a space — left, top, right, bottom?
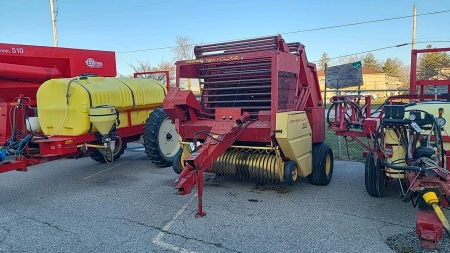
384, 129, 406, 179
37, 75, 167, 136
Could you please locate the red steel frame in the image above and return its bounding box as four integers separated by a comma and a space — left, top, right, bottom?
328, 47, 450, 249
410, 47, 450, 95
0, 43, 117, 144
134, 71, 171, 91
164, 35, 325, 216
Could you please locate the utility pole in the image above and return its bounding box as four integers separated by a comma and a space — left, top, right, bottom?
50, 0, 58, 47
412, 4, 416, 49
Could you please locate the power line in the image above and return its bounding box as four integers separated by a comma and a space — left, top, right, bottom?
312, 40, 450, 63
281, 9, 450, 35
118, 46, 177, 53
324, 44, 409, 61
116, 9, 450, 54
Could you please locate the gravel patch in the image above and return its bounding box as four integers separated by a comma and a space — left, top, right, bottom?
386, 231, 450, 253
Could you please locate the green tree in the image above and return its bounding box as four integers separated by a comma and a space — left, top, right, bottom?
417, 44, 450, 80
382, 57, 402, 76
318, 52, 330, 70
362, 53, 381, 71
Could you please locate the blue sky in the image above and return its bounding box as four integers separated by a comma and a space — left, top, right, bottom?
2, 0, 449, 76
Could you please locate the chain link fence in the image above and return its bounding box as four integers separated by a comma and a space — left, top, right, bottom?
322, 89, 410, 162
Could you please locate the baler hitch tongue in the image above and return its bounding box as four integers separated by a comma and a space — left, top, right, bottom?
174, 163, 197, 195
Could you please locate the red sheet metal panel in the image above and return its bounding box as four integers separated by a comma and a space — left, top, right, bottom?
0, 43, 116, 77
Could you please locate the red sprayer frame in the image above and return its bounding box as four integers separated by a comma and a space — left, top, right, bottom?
328, 47, 450, 249
163, 35, 325, 216
0, 43, 117, 143
0, 43, 168, 174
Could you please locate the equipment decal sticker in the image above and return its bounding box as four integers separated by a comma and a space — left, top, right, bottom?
85, 58, 104, 68
0, 47, 24, 54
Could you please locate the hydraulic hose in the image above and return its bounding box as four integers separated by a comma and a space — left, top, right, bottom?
382, 160, 424, 172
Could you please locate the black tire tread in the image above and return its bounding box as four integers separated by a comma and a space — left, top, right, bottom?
172, 152, 183, 174
284, 160, 297, 186
143, 107, 181, 167
90, 143, 127, 163
307, 142, 333, 185
365, 152, 388, 197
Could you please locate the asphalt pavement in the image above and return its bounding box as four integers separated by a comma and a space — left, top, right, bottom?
0, 142, 448, 253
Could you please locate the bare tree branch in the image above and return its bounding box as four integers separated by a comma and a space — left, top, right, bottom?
171, 36, 196, 61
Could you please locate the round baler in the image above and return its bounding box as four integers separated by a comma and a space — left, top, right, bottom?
164, 35, 334, 217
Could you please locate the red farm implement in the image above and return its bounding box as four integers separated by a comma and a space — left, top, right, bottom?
163, 35, 334, 217
0, 43, 180, 174
328, 47, 450, 249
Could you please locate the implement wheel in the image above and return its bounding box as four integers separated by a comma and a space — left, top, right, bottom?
90, 142, 127, 163
172, 152, 183, 174
307, 142, 333, 185
143, 107, 182, 167
284, 160, 298, 186
365, 152, 388, 197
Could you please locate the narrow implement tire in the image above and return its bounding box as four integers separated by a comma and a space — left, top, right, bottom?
172, 152, 183, 174
284, 160, 298, 186
90, 143, 127, 163
143, 107, 182, 167
307, 142, 333, 185
365, 152, 388, 197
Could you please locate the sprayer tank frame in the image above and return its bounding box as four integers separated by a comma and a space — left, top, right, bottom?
0, 43, 117, 145
0, 98, 157, 174
0, 74, 171, 174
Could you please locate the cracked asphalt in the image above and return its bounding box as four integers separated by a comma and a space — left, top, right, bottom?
0, 142, 448, 253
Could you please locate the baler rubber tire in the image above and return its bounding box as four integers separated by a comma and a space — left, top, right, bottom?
90, 143, 127, 163
172, 152, 183, 174
307, 142, 333, 185
143, 107, 182, 167
365, 152, 388, 197
284, 160, 298, 186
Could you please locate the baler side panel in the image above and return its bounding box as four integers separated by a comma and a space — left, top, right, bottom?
297, 45, 325, 143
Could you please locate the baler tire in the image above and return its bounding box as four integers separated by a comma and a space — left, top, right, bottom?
90, 143, 127, 163
172, 152, 183, 174
365, 152, 388, 197
307, 142, 333, 185
143, 107, 182, 167
284, 160, 298, 186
